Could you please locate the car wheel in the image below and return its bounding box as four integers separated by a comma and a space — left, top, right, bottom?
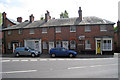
69, 53, 73, 58
31, 53, 35, 57
51, 53, 56, 58
16, 53, 19, 57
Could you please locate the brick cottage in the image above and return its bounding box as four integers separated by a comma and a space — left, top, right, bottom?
3, 7, 115, 55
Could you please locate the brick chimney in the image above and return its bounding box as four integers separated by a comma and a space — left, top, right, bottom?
29, 14, 34, 23
45, 10, 51, 22
17, 17, 22, 23
2, 12, 7, 27
78, 7, 82, 21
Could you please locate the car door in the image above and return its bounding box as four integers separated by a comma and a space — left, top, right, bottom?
24, 48, 30, 56
59, 48, 67, 56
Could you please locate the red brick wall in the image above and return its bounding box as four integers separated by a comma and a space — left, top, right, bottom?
4, 24, 114, 53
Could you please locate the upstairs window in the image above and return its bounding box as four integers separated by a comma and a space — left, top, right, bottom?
8, 31, 12, 35
42, 28, 47, 33
29, 29, 34, 34
85, 26, 91, 32
70, 26, 76, 32
18, 29, 22, 34
100, 25, 107, 31
56, 27, 61, 33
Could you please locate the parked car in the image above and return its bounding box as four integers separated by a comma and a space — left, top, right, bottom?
49, 47, 77, 58
14, 47, 41, 57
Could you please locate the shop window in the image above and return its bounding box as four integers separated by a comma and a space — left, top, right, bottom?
70, 40, 76, 49
102, 40, 112, 50
85, 40, 91, 49
85, 26, 91, 32
42, 28, 47, 33
56, 27, 61, 33
56, 41, 61, 47
43, 41, 47, 49
70, 26, 76, 32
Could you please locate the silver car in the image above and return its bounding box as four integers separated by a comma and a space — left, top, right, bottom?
14, 47, 41, 57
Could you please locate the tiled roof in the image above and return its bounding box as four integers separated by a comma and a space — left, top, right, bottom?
3, 16, 115, 30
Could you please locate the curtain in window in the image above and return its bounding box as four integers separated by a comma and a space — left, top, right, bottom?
70, 40, 76, 49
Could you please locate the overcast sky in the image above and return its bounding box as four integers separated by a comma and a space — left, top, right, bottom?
0, 0, 119, 26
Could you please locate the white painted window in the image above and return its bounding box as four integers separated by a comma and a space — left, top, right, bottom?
56, 41, 61, 47
85, 26, 91, 32
8, 31, 12, 35
8, 43, 11, 49
102, 40, 112, 51
100, 25, 107, 31
43, 41, 47, 49
70, 26, 76, 32
18, 29, 22, 34
85, 40, 91, 49
70, 40, 76, 49
56, 27, 61, 33
42, 28, 47, 33
29, 29, 34, 34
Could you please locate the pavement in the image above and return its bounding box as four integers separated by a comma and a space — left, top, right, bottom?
0, 53, 117, 58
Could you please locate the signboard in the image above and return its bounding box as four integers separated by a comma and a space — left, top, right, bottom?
78, 35, 85, 40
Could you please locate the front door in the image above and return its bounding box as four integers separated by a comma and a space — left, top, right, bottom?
97, 40, 101, 54
13, 43, 19, 53
62, 41, 69, 49
35, 41, 39, 51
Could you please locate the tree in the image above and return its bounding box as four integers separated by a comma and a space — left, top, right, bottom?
60, 10, 69, 18
114, 26, 117, 31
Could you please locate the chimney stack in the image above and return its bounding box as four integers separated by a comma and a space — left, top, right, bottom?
17, 17, 22, 23
2, 12, 7, 27
45, 10, 51, 22
78, 7, 82, 21
29, 14, 34, 23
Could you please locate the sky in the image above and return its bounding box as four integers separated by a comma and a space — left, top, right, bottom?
0, 0, 119, 26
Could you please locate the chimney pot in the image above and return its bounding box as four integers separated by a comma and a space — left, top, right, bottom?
30, 14, 34, 23
17, 17, 22, 23
45, 10, 51, 22
78, 7, 82, 21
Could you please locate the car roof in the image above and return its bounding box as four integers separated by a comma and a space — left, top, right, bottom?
52, 47, 64, 49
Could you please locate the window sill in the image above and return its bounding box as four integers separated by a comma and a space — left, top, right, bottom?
85, 48, 91, 50
85, 30, 91, 32
29, 33, 34, 34
70, 31, 76, 32
42, 32, 47, 34
56, 32, 61, 33
100, 30, 107, 32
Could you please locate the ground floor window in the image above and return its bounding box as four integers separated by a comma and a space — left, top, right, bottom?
56, 41, 61, 47
102, 40, 112, 50
85, 40, 91, 49
8, 43, 11, 49
70, 40, 76, 49
43, 41, 47, 49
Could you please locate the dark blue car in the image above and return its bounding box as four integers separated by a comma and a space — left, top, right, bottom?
49, 47, 77, 58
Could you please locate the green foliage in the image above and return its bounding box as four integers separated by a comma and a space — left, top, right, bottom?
114, 26, 117, 31
0, 13, 2, 26
40, 17, 44, 20
60, 10, 69, 18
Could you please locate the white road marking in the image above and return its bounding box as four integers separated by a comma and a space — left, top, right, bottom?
30, 59, 38, 61
1, 60, 10, 62
48, 59, 57, 61
68, 64, 117, 70
57, 59, 65, 61
21, 60, 28, 61
1, 70, 37, 74
12, 60, 19, 62
40, 59, 47, 61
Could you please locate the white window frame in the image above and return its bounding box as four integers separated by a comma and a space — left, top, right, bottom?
29, 29, 34, 34
85, 26, 91, 32
100, 25, 107, 31
18, 29, 22, 34
56, 27, 61, 33
8, 31, 12, 35
70, 40, 76, 49
42, 28, 47, 33
85, 40, 91, 49
70, 26, 76, 32
102, 39, 112, 51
